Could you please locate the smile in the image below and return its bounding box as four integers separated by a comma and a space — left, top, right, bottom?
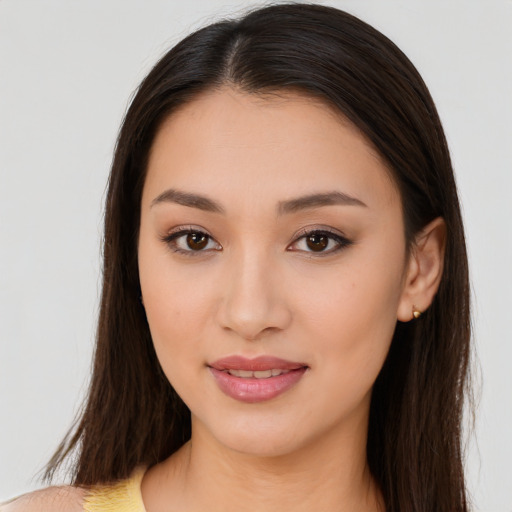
225, 369, 290, 378
208, 356, 308, 403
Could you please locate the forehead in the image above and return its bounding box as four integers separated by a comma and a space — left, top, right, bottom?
144, 87, 400, 212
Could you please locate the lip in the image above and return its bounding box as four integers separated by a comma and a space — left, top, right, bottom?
208, 355, 308, 403
209, 355, 307, 372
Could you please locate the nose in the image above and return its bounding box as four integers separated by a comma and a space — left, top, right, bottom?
217, 249, 292, 341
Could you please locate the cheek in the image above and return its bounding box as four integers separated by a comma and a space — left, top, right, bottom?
141, 279, 212, 402
143, 277, 213, 358
138, 236, 217, 378
295, 246, 405, 394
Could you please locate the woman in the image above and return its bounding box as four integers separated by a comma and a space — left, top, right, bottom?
2, 3, 471, 511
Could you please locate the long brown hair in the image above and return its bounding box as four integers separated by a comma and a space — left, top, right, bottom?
45, 4, 472, 510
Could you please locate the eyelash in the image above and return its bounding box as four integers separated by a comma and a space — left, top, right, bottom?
161, 226, 352, 257
161, 226, 221, 257
289, 227, 353, 256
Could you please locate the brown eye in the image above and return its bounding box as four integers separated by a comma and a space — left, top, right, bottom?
306, 233, 329, 252
186, 232, 209, 250
288, 229, 351, 255
164, 228, 222, 255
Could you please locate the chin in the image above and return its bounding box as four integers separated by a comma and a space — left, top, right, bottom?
194, 410, 317, 459
221, 431, 305, 459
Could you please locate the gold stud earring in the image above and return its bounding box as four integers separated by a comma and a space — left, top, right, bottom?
412, 305, 422, 319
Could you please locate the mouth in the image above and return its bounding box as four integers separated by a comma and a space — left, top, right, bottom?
223, 368, 293, 378
209, 355, 307, 372
208, 355, 309, 403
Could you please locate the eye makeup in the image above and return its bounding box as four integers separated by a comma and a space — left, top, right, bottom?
159, 224, 353, 258
287, 226, 353, 256
160, 225, 221, 257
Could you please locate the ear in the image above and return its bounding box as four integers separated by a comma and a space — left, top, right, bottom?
397, 217, 446, 322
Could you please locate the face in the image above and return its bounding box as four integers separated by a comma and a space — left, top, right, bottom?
138, 88, 410, 457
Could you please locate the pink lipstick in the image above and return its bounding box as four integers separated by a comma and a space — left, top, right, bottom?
208, 356, 308, 403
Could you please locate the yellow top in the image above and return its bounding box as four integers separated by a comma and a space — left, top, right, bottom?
83, 467, 147, 512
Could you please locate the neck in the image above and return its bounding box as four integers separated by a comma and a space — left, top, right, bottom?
142, 416, 383, 512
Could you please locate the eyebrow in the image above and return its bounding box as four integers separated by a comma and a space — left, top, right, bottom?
277, 191, 367, 214
151, 188, 225, 213
151, 188, 367, 214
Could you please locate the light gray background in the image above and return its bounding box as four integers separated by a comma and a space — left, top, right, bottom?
1, 0, 510, 510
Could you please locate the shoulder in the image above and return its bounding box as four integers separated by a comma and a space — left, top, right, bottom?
0, 485, 86, 512
1, 466, 147, 512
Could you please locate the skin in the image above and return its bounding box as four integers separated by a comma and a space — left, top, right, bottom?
132, 87, 446, 512
1, 88, 445, 512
